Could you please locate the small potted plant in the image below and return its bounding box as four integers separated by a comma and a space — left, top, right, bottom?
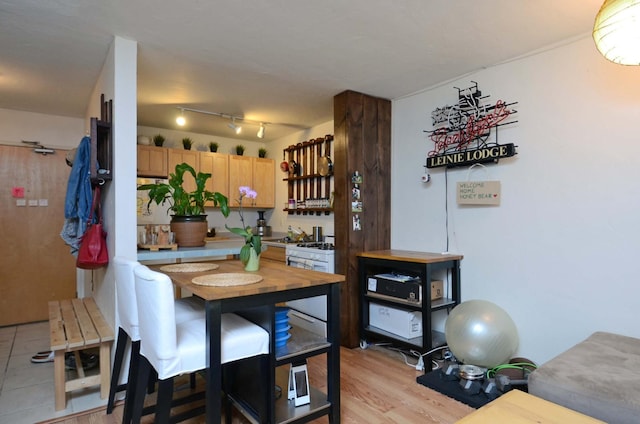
235, 144, 245, 156
137, 163, 229, 247
209, 141, 219, 152
226, 186, 262, 271
153, 134, 165, 147
182, 137, 193, 150
258, 148, 267, 158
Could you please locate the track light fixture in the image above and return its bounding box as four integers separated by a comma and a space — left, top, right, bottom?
228, 118, 242, 134
176, 108, 186, 126
175, 107, 269, 138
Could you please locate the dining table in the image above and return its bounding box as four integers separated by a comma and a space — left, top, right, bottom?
153, 258, 346, 424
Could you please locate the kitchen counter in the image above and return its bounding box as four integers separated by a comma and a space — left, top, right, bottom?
137, 240, 244, 261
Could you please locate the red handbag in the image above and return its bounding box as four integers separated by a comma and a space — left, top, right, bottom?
76, 186, 109, 269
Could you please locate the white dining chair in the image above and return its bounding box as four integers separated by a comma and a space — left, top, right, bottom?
131, 264, 270, 423
107, 257, 206, 423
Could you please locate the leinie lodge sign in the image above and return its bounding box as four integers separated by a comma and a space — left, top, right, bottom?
425, 82, 518, 169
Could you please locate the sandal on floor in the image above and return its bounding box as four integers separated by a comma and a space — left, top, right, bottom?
31, 350, 54, 363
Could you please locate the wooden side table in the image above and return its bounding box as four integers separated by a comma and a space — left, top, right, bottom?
456, 389, 605, 423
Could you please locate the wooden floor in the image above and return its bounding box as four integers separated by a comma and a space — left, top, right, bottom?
41, 345, 474, 423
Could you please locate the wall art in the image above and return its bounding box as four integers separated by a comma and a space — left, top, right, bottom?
424, 82, 518, 169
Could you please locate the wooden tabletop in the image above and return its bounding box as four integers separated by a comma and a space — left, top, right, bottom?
358, 249, 463, 264
154, 259, 345, 301
455, 389, 605, 423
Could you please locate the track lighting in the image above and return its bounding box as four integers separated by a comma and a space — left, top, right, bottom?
228, 118, 242, 134
176, 109, 186, 126
175, 107, 270, 138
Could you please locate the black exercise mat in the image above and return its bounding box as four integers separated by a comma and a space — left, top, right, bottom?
416, 371, 493, 409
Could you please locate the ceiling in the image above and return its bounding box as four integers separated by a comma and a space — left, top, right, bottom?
0, 0, 604, 142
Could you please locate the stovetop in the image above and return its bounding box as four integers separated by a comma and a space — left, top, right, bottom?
286, 242, 336, 259
294, 242, 335, 250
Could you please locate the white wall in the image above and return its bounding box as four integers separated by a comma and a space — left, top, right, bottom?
0, 108, 84, 148
267, 121, 335, 237
391, 35, 640, 364
86, 36, 138, 329
137, 125, 265, 157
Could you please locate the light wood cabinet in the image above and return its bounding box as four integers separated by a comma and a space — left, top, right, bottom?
229, 156, 275, 208
137, 145, 168, 177
167, 148, 199, 194
261, 245, 286, 263
200, 152, 229, 206
228, 155, 252, 204
252, 157, 275, 208
137, 147, 275, 209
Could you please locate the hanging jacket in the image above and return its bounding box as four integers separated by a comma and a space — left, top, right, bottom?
60, 136, 93, 255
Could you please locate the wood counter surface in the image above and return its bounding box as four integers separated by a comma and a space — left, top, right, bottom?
155, 259, 345, 301
358, 249, 463, 264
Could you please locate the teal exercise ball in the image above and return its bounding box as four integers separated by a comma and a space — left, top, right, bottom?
444, 299, 518, 368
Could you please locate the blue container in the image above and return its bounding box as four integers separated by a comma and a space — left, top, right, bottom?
275, 306, 291, 347
275, 331, 291, 347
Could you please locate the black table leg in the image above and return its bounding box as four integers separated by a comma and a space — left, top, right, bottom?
206, 300, 223, 424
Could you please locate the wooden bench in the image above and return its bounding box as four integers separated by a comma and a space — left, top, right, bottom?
49, 297, 114, 411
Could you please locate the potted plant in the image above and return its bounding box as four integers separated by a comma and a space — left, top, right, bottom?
182, 137, 193, 150
235, 144, 245, 155
137, 163, 229, 247
258, 147, 267, 158
153, 134, 165, 147
226, 186, 262, 271
209, 141, 219, 152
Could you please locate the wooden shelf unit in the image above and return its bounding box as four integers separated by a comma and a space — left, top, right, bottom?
283, 135, 333, 215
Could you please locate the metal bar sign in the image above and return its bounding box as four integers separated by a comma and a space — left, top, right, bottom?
456, 181, 501, 205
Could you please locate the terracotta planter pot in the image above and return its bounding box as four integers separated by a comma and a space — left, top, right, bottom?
170, 215, 208, 247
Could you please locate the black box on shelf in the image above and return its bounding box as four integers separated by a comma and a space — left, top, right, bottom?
366, 273, 422, 304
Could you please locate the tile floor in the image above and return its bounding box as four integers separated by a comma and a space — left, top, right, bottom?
0, 321, 106, 423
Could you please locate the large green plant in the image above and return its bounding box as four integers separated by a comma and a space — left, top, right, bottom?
137, 162, 230, 217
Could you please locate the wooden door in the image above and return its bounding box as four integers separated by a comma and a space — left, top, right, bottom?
252, 157, 275, 208
228, 155, 252, 203
0, 145, 77, 325
137, 145, 168, 177
200, 152, 229, 203
168, 148, 200, 194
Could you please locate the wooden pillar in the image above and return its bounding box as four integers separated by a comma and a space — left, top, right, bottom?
334, 90, 391, 348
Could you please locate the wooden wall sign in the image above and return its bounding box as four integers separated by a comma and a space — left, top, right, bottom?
456, 181, 501, 205
424, 82, 518, 169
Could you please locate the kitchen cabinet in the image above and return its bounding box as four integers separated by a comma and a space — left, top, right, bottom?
229, 155, 275, 208
200, 152, 229, 205
168, 148, 200, 194
261, 244, 286, 264
136, 145, 168, 177
358, 250, 462, 356
252, 157, 275, 208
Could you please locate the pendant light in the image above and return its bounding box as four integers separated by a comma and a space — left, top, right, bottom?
593, 0, 640, 65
